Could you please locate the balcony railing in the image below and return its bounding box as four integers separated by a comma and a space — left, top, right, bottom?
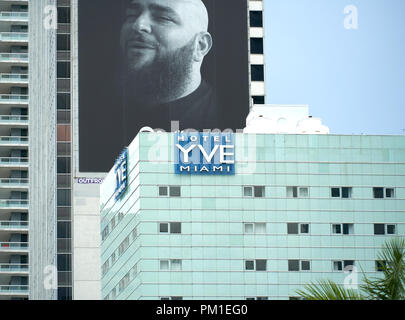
0, 136, 28, 145
0, 12, 28, 21
0, 242, 28, 250
0, 264, 28, 272
0, 200, 28, 208
0, 95, 28, 103
0, 221, 28, 229
0, 178, 28, 187
0, 53, 28, 63
0, 285, 29, 294
0, 115, 28, 123
0, 157, 28, 165
0, 32, 28, 42
0, 74, 28, 83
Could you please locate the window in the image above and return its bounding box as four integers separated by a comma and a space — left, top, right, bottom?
244, 186, 265, 197
287, 186, 309, 198
161, 297, 183, 300
118, 236, 130, 256
250, 11, 263, 27
288, 260, 311, 271
58, 7, 71, 23
57, 221, 71, 239
244, 223, 266, 234
57, 34, 70, 51
169, 186, 181, 197
331, 187, 352, 198
376, 260, 386, 272
332, 224, 354, 235
160, 260, 169, 270
254, 186, 265, 197
171, 259, 182, 271
243, 186, 253, 197
250, 38, 263, 54
334, 260, 355, 271
287, 223, 309, 234
374, 187, 395, 199
57, 189, 71, 207
102, 260, 109, 275
245, 260, 267, 271
159, 186, 181, 197
132, 227, 137, 239
374, 224, 396, 235
252, 96, 265, 105
111, 252, 116, 265
251, 65, 264, 81
256, 297, 268, 300
57, 61, 70, 78
118, 272, 131, 292
101, 226, 109, 241
159, 186, 168, 196
159, 222, 181, 234
57, 93, 71, 110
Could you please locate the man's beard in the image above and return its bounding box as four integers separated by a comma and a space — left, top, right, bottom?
123, 39, 195, 105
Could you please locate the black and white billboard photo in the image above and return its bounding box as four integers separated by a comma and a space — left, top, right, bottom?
78, 0, 250, 172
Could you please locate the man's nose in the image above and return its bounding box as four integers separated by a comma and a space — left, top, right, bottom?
131, 12, 152, 33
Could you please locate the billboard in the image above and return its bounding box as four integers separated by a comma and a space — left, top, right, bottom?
79, 0, 250, 172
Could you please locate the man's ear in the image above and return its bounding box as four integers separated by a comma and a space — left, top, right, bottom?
194, 32, 213, 62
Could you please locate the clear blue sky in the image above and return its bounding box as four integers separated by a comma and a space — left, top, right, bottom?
263, 0, 405, 135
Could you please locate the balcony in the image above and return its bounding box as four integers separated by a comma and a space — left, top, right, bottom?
0, 32, 28, 43
0, 95, 28, 105
0, 74, 28, 84
0, 157, 28, 166
0, 200, 28, 210
0, 285, 28, 296
0, 264, 28, 274
0, 115, 28, 125
0, 136, 28, 147
0, 178, 28, 188
0, 221, 28, 231
0, 242, 28, 253
0, 12, 28, 23
0, 53, 27, 64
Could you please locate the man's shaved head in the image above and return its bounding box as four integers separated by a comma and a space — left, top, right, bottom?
180, 0, 209, 32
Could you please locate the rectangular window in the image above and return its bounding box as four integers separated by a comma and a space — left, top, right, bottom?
159, 186, 168, 196
376, 260, 386, 272
255, 223, 266, 234
250, 11, 263, 27
287, 186, 309, 198
250, 38, 264, 54
373, 187, 384, 198
159, 223, 169, 233
245, 260, 254, 270
57, 61, 70, 78
171, 259, 182, 271
300, 224, 310, 234
170, 222, 182, 234
254, 186, 265, 197
332, 187, 352, 198
244, 223, 254, 234
387, 224, 396, 235
301, 260, 311, 271
333, 224, 354, 235
255, 260, 267, 271
243, 186, 253, 197
288, 260, 300, 271
386, 188, 395, 198
251, 65, 264, 81
374, 224, 386, 235
169, 186, 181, 197
287, 223, 299, 235
160, 260, 169, 270
331, 188, 340, 198
341, 187, 352, 198
333, 261, 343, 271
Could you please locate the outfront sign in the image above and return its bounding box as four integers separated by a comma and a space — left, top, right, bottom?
114, 148, 128, 200
174, 132, 235, 175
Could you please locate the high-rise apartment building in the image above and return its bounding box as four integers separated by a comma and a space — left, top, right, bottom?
0, 0, 29, 300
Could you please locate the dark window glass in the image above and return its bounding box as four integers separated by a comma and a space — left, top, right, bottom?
57, 221, 71, 239
287, 223, 299, 235
300, 224, 309, 234
373, 187, 384, 198
159, 186, 168, 196
57, 254, 72, 271
57, 287, 72, 300
245, 260, 254, 270
333, 224, 342, 234
343, 224, 349, 235
159, 223, 168, 233
57, 34, 70, 51
374, 224, 385, 235
252, 96, 265, 104
171, 297, 183, 300
250, 11, 263, 27
331, 188, 340, 197
57, 239, 71, 253
256, 297, 268, 300
57, 143, 71, 156
251, 65, 264, 81
170, 223, 181, 234
58, 271, 72, 286
288, 260, 299, 271
342, 187, 351, 198
57, 157, 71, 173
255, 260, 267, 271
57, 93, 71, 110
250, 38, 263, 54
57, 174, 71, 188
58, 7, 71, 23
376, 260, 386, 272
254, 186, 265, 197
387, 225, 396, 234
344, 260, 355, 268
57, 189, 71, 206
335, 261, 343, 271
57, 207, 71, 220
57, 62, 70, 78
169, 186, 181, 197
386, 188, 394, 198
301, 261, 310, 271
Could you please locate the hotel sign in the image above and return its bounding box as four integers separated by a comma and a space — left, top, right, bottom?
114, 148, 128, 200
174, 133, 235, 175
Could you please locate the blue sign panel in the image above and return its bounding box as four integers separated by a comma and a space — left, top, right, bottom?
174, 132, 235, 175
114, 148, 128, 200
